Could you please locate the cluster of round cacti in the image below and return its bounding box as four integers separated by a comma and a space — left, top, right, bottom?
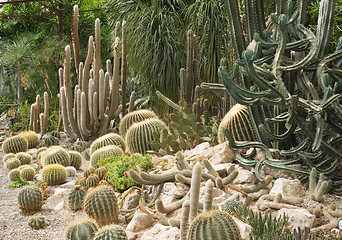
75, 167, 108, 189
4, 152, 36, 181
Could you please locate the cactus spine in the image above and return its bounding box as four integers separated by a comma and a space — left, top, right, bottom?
84, 185, 119, 226
2, 135, 28, 154
41, 164, 67, 185
28, 214, 46, 229
94, 225, 128, 240
65, 218, 98, 240
17, 186, 43, 213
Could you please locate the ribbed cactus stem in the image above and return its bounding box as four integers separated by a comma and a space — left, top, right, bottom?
82, 36, 93, 93
72, 5, 80, 77
180, 200, 190, 240
36, 94, 41, 132
81, 91, 91, 137
121, 20, 127, 116
29, 103, 36, 131
189, 162, 202, 223
106, 59, 112, 87
309, 167, 317, 195
93, 92, 99, 128
203, 160, 220, 178
99, 69, 105, 120
78, 62, 83, 90
110, 37, 120, 120
88, 78, 95, 127
60, 87, 78, 140
156, 91, 182, 111
94, 18, 101, 94
204, 180, 214, 212
128, 91, 135, 113
43, 92, 49, 134
155, 195, 187, 214
40, 113, 46, 136
180, 68, 186, 101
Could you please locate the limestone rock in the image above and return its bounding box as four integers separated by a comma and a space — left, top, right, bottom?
44, 188, 71, 211
199, 186, 228, 205
141, 224, 180, 240
232, 216, 253, 240
126, 209, 155, 233
208, 142, 235, 165
122, 188, 141, 210
233, 167, 257, 184
270, 178, 305, 198
160, 182, 189, 205
277, 208, 316, 231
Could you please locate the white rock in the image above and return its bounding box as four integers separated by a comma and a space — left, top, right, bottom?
183, 142, 210, 158
141, 224, 180, 240
277, 208, 316, 231
199, 186, 228, 205
44, 188, 71, 211
126, 230, 138, 240
126, 209, 155, 233
160, 182, 189, 205
209, 142, 235, 165
60, 180, 76, 189
204, 164, 228, 178
122, 189, 141, 210
232, 216, 253, 240
270, 178, 305, 198
233, 167, 257, 184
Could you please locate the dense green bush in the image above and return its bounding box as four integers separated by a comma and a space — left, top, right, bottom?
98, 154, 154, 191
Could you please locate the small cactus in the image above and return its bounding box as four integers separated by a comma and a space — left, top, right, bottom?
5, 158, 21, 171
84, 185, 119, 226
77, 141, 88, 151
50, 131, 61, 139
17, 185, 43, 213
65, 218, 98, 240
28, 214, 46, 229
187, 210, 242, 240
41, 164, 67, 185
94, 225, 128, 240
84, 167, 96, 178
20, 166, 36, 181
43, 135, 59, 147
68, 150, 83, 169
125, 118, 168, 154
86, 174, 100, 188
15, 152, 32, 165
69, 145, 83, 153
90, 133, 126, 154
65, 166, 77, 177
20, 131, 39, 148
94, 167, 107, 180
2, 135, 28, 154
83, 148, 91, 161
90, 145, 123, 168
42, 146, 70, 167
119, 109, 158, 137
76, 176, 87, 187
8, 169, 21, 181
3, 153, 15, 162
68, 186, 87, 210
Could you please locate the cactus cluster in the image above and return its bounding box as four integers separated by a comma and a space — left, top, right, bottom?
90, 133, 126, 154
2, 135, 28, 154
84, 185, 119, 226
29, 92, 49, 135
28, 214, 46, 229
65, 218, 98, 240
5, 158, 21, 170
41, 164, 67, 185
17, 186, 43, 213
42, 146, 70, 167
20, 131, 39, 149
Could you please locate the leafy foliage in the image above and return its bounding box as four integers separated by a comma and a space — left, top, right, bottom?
98, 154, 154, 191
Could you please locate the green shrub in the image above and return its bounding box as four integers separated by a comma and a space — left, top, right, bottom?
98, 154, 154, 191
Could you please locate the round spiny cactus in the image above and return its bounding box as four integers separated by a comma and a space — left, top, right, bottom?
42, 146, 70, 167
28, 214, 46, 229
15, 152, 32, 165
2, 135, 28, 154
90, 133, 126, 154
90, 146, 123, 168
94, 167, 107, 180
8, 169, 21, 181
20, 166, 36, 181
84, 167, 95, 178
43, 135, 59, 147
3, 153, 15, 162
50, 131, 61, 139
126, 118, 168, 154
5, 158, 21, 171
65, 218, 98, 240
75, 176, 87, 186
77, 141, 88, 151
68, 150, 83, 169
187, 210, 242, 240
86, 174, 100, 188
218, 104, 256, 144
65, 166, 77, 178
18, 186, 43, 213
20, 131, 39, 149
68, 186, 87, 210
41, 164, 67, 185
119, 109, 158, 137
18, 164, 31, 170
69, 145, 83, 153
94, 225, 128, 240
84, 185, 119, 226
83, 148, 91, 161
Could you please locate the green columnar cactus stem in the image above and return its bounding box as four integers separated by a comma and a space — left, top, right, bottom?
94, 18, 101, 94
128, 91, 135, 113
175, 174, 192, 185
65, 219, 98, 240
2, 135, 28, 154
309, 167, 317, 196
28, 214, 46, 229
41, 164, 67, 186
139, 171, 179, 184
5, 158, 21, 170
15, 152, 32, 165
180, 200, 190, 240
29, 103, 36, 132
68, 186, 87, 210
189, 162, 202, 223
20, 167, 36, 181
8, 169, 20, 181
60, 87, 78, 140
222, 170, 239, 185
257, 202, 301, 211
35, 95, 41, 132
175, 152, 192, 171
40, 113, 46, 136
187, 210, 242, 240
156, 91, 182, 111
203, 160, 220, 178
241, 175, 273, 193
90, 133, 126, 154
126, 118, 168, 154
180, 68, 186, 101
259, 194, 304, 206
68, 150, 82, 170
84, 185, 119, 226
42, 146, 70, 167
109, 37, 120, 120
155, 194, 187, 214
71, 5, 80, 78
94, 225, 128, 240
43, 92, 49, 135
121, 21, 127, 116
18, 186, 43, 213
90, 145, 123, 168
20, 131, 39, 149
204, 180, 214, 212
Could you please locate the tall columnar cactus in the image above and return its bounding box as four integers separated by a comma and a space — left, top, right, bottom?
41, 164, 67, 185
119, 109, 158, 137
29, 92, 49, 135
2, 135, 28, 154
187, 210, 242, 240
93, 225, 128, 240
65, 218, 98, 240
125, 118, 168, 154
68, 186, 87, 210
42, 146, 70, 167
20, 131, 39, 149
189, 162, 202, 223
60, 6, 126, 140
90, 133, 126, 154
90, 145, 124, 168
84, 185, 119, 226
17, 186, 43, 213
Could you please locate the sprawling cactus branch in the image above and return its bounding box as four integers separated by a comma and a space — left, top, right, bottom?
59, 5, 124, 140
